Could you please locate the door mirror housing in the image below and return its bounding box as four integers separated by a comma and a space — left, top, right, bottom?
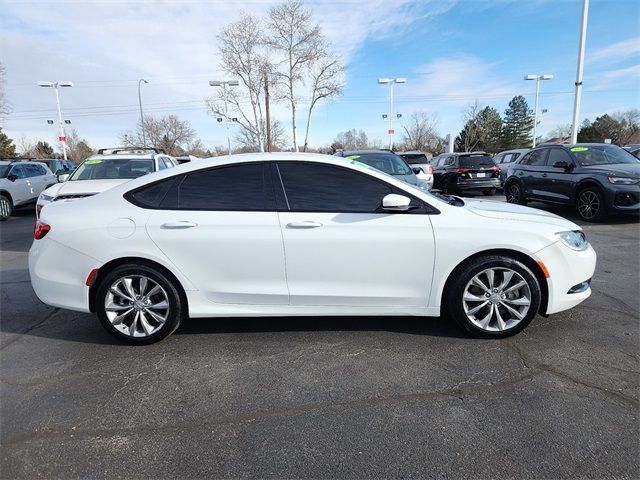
6, 174, 17, 182
553, 161, 571, 170
55, 168, 67, 175
57, 173, 70, 183
412, 167, 423, 175
382, 193, 412, 212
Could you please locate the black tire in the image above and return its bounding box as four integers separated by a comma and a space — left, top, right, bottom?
505, 182, 526, 205
0, 195, 12, 221
483, 188, 497, 196
576, 187, 607, 222
444, 255, 541, 338
96, 264, 185, 344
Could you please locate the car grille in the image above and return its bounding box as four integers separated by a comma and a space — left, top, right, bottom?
53, 193, 97, 201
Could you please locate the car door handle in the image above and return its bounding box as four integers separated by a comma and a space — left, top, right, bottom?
161, 221, 198, 229
286, 221, 323, 229
518, 171, 524, 175
542, 173, 548, 177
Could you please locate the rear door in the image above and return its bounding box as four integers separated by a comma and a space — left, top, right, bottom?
143, 163, 288, 305
275, 161, 435, 307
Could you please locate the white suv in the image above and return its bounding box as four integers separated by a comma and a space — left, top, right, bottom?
0, 160, 57, 220
37, 148, 178, 217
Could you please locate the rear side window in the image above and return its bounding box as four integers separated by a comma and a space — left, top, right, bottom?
520, 150, 547, 166
277, 162, 391, 213
546, 148, 574, 166
401, 154, 428, 165
25, 164, 44, 177
459, 156, 494, 167
129, 178, 177, 208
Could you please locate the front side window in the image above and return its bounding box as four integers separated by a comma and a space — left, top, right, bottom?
70, 158, 155, 180
9, 165, 26, 179
521, 150, 547, 166
277, 162, 392, 213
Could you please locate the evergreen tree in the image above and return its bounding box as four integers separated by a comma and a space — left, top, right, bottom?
476, 106, 503, 153
501, 95, 534, 149
0, 129, 16, 157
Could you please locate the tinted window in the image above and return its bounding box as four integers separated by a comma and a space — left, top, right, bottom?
345, 152, 412, 175
178, 164, 265, 210
277, 162, 391, 213
401, 154, 428, 165
10, 165, 26, 179
445, 157, 455, 166
521, 150, 547, 166
546, 148, 574, 167
459, 156, 494, 167
129, 178, 177, 208
25, 164, 42, 177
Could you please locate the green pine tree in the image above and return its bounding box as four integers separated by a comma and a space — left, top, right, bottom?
0, 128, 16, 157
501, 96, 534, 149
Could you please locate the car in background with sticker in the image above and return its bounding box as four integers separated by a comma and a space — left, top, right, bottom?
504, 143, 640, 222
335, 150, 432, 191
36, 147, 178, 218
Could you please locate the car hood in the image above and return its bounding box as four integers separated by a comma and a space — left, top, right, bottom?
464, 198, 580, 229
45, 179, 130, 197
582, 163, 640, 177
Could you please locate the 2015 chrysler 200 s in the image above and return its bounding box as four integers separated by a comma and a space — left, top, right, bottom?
29, 153, 596, 344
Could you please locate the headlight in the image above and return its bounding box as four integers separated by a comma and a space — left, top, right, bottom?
608, 176, 639, 185
38, 193, 54, 202
556, 230, 589, 251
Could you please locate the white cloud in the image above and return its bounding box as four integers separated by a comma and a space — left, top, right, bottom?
587, 36, 640, 65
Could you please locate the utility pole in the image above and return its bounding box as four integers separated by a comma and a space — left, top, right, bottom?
209, 80, 239, 155
38, 81, 73, 160
524, 74, 553, 147
571, 0, 590, 143
138, 79, 148, 147
377, 77, 406, 150
264, 75, 272, 153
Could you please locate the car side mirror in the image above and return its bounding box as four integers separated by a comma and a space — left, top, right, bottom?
55, 168, 67, 175
57, 173, 70, 182
382, 193, 412, 212
553, 161, 571, 170
6, 174, 17, 182
412, 167, 423, 175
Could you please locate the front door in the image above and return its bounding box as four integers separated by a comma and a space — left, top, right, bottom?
274, 161, 435, 307
8, 165, 31, 205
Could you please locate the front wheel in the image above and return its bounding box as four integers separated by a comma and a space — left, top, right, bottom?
445, 256, 541, 338
505, 182, 526, 205
96, 264, 185, 344
0, 195, 12, 221
576, 187, 607, 222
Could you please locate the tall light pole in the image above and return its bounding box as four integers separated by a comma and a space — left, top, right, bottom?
138, 79, 148, 147
38, 81, 73, 160
571, 0, 590, 144
524, 74, 553, 147
378, 77, 406, 150
209, 80, 239, 155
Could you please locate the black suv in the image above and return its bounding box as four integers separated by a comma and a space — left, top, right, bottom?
432, 152, 500, 195
504, 143, 640, 222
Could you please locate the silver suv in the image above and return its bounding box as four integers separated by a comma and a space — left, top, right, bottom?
0, 160, 57, 220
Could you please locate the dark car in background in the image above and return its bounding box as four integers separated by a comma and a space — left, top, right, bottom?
336, 150, 431, 192
504, 143, 640, 222
493, 148, 528, 187
431, 152, 500, 195
36, 159, 77, 176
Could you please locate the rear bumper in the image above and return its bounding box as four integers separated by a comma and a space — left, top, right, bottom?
456, 178, 501, 191
535, 240, 597, 315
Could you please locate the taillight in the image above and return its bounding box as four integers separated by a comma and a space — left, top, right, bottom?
455, 168, 470, 175
492, 165, 501, 172
34, 221, 51, 240
428, 164, 435, 174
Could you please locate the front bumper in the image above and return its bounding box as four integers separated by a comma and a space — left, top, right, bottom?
604, 184, 640, 215
535, 240, 597, 315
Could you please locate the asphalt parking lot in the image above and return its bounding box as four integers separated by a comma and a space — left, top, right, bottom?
1, 197, 638, 479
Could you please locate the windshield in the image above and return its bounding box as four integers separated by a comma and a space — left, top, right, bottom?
459, 156, 495, 167
0, 165, 10, 178
69, 158, 154, 181
571, 145, 640, 166
346, 152, 413, 175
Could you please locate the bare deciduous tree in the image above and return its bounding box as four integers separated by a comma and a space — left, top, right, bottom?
65, 129, 94, 163
120, 114, 197, 156
17, 136, 36, 157
332, 129, 369, 150
235, 118, 288, 152
400, 112, 442, 153
267, 0, 323, 151
207, 13, 269, 152
0, 62, 10, 122
547, 123, 573, 140
302, 55, 344, 151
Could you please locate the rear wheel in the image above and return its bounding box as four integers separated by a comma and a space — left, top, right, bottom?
96, 264, 185, 344
0, 195, 12, 221
445, 255, 541, 338
576, 187, 607, 222
505, 182, 526, 205
483, 188, 497, 196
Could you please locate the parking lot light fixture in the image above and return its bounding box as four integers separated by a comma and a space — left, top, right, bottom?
524, 74, 553, 147
38, 81, 73, 160
378, 77, 406, 150
209, 80, 239, 155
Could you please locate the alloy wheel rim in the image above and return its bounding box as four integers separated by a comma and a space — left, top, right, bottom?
105, 275, 170, 337
578, 191, 600, 219
506, 185, 519, 203
462, 267, 531, 332
0, 198, 9, 218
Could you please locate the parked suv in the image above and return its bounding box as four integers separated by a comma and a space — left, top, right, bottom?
36, 147, 178, 217
492, 149, 528, 187
0, 160, 57, 220
397, 151, 434, 189
432, 152, 500, 195
504, 143, 640, 222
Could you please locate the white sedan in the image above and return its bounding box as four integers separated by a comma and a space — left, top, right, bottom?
29, 153, 596, 344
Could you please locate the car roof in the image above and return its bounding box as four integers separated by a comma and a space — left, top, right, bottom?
398, 151, 426, 155
86, 153, 157, 161
496, 148, 529, 154
340, 150, 397, 156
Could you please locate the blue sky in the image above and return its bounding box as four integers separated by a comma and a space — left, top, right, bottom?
2, 0, 639, 152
